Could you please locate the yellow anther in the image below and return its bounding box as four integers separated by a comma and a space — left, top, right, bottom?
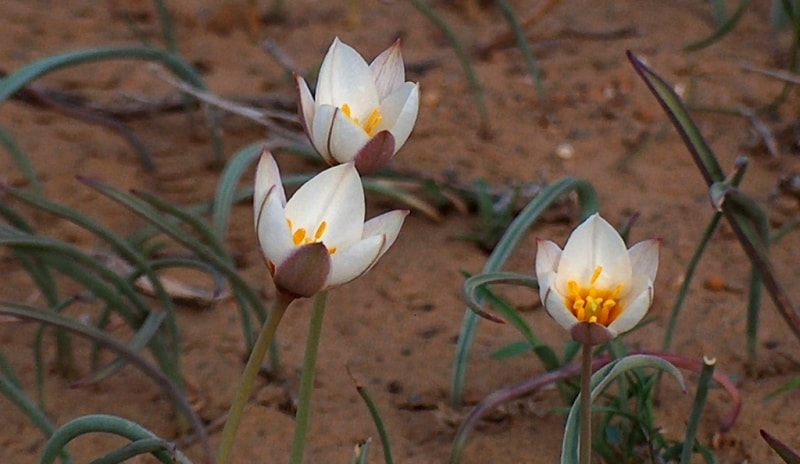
340, 103, 383, 137
590, 266, 603, 285
286, 219, 336, 254
314, 221, 328, 240
363, 108, 383, 136
292, 228, 307, 246
564, 266, 624, 327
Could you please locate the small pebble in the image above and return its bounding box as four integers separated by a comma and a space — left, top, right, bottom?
555, 142, 575, 160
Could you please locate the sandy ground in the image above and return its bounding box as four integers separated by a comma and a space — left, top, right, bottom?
2, 0, 800, 462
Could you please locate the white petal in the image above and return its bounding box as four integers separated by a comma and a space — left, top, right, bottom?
316, 37, 379, 117
369, 39, 405, 98
363, 209, 408, 256
296, 75, 316, 136
326, 234, 385, 287
535, 239, 562, 306
608, 284, 653, 336
380, 83, 419, 154
284, 163, 365, 250
311, 105, 337, 164
555, 214, 631, 295
253, 150, 286, 225
543, 285, 579, 332
256, 186, 294, 267
327, 107, 372, 163
628, 238, 660, 295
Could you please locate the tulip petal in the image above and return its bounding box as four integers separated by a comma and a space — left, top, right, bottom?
363, 209, 408, 256
628, 238, 660, 294
253, 150, 285, 222
273, 243, 331, 298
380, 83, 419, 153
543, 286, 579, 332
535, 239, 562, 305
354, 130, 395, 175
369, 39, 405, 98
285, 162, 365, 250
311, 105, 337, 164
609, 284, 653, 336
295, 75, 316, 139
316, 37, 379, 118
256, 185, 294, 268
555, 214, 631, 294
327, 234, 385, 287
327, 107, 372, 163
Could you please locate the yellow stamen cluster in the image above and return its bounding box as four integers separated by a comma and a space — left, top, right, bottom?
565, 266, 623, 327
341, 103, 383, 137
287, 219, 337, 254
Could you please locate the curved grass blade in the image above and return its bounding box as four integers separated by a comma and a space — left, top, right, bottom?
2, 184, 181, 366
451, 177, 598, 408
0, 362, 72, 464
40, 414, 193, 464
1, 304, 210, 462
561, 354, 685, 464
0, 126, 42, 193
493, 0, 544, 96
405, 0, 491, 136
212, 142, 264, 240
684, 0, 751, 52
348, 367, 393, 464
0, 228, 182, 391
0, 45, 223, 166
79, 177, 266, 349
89, 437, 182, 464
628, 51, 800, 346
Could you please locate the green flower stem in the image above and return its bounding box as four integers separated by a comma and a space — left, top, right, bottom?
289, 290, 328, 464
579, 342, 592, 464
217, 292, 294, 464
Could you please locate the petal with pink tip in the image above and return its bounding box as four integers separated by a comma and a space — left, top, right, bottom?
316, 37, 379, 116
369, 39, 405, 98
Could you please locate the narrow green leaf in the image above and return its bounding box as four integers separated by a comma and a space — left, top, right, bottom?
684, 0, 751, 51
0, 304, 210, 462
451, 177, 598, 408
761, 429, 800, 464
561, 355, 685, 464
0, 126, 42, 193
40, 414, 193, 464
212, 142, 264, 239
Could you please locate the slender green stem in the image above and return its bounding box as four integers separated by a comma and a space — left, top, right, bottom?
579, 342, 592, 464
289, 290, 328, 464
680, 356, 716, 464
217, 292, 294, 464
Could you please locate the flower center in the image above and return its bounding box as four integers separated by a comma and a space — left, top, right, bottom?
565, 266, 623, 326
341, 103, 383, 137
287, 219, 337, 254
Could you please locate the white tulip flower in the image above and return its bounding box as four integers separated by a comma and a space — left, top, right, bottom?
535, 213, 660, 345
254, 149, 408, 298
296, 37, 420, 174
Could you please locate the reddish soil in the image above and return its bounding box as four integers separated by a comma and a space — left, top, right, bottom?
2, 1, 800, 463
